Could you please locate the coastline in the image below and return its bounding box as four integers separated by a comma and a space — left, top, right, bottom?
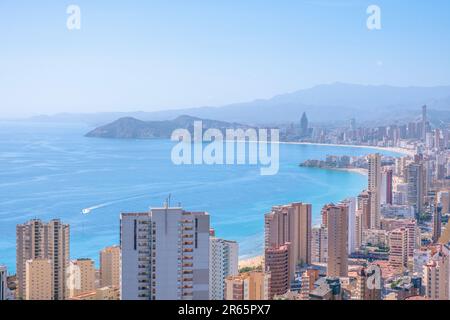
326, 167, 368, 176
283, 141, 415, 157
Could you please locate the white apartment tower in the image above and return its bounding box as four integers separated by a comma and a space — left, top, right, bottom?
209, 237, 239, 300
120, 207, 210, 300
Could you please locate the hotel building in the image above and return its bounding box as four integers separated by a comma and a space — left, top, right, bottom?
388, 228, 408, 272
368, 154, 382, 229
100, 245, 121, 288
323, 204, 349, 277
120, 207, 210, 300
264, 244, 290, 299
264, 202, 312, 281
25, 259, 52, 300
209, 237, 238, 300
16, 219, 70, 300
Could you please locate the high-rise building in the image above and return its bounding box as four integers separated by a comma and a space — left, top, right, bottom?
432, 205, 442, 243
100, 245, 120, 288
341, 198, 357, 254
422, 105, 428, 142
265, 244, 290, 299
264, 202, 312, 281
311, 226, 328, 263
300, 112, 309, 137
407, 162, 425, 219
16, 219, 70, 300
224, 271, 270, 300
437, 190, 450, 214
424, 245, 450, 300
388, 228, 408, 272
120, 207, 210, 300
323, 204, 348, 277
0, 265, 7, 301
68, 259, 96, 298
381, 168, 393, 205
381, 218, 418, 258
368, 154, 382, 229
209, 237, 238, 300
357, 191, 371, 230
25, 259, 52, 300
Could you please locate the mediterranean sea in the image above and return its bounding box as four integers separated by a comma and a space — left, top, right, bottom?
0, 121, 401, 272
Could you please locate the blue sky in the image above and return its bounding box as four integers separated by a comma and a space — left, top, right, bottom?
1, 0, 450, 117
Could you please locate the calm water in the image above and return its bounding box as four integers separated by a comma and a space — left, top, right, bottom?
0, 121, 400, 272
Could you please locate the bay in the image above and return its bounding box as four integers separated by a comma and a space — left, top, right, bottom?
0, 121, 400, 272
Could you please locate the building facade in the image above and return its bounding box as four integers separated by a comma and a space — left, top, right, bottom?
120, 207, 210, 300
209, 237, 238, 300
16, 219, 70, 300
100, 245, 121, 288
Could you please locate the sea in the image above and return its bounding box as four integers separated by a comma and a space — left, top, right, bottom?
0, 121, 401, 272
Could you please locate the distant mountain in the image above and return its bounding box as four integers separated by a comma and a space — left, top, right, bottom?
85, 115, 251, 139
22, 83, 450, 125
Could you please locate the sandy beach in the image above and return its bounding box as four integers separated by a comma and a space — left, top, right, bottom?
284, 142, 415, 157
239, 255, 264, 270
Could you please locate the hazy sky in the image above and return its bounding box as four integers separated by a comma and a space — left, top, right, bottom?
1, 0, 450, 117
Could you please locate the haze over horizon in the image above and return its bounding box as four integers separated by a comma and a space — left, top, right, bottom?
1, 0, 450, 118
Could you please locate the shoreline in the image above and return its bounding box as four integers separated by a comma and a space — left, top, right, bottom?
283, 141, 415, 157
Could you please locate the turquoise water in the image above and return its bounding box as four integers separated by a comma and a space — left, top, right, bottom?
0, 122, 400, 272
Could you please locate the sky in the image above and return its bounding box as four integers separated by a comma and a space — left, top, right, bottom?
1, 0, 450, 118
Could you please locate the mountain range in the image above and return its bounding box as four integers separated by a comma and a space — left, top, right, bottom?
19, 83, 450, 126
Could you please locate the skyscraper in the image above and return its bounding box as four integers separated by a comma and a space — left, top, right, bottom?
432, 204, 442, 243
341, 198, 357, 254
209, 237, 238, 300
16, 219, 70, 300
300, 112, 309, 137
422, 105, 427, 142
381, 168, 393, 205
407, 162, 425, 219
265, 244, 290, 299
357, 191, 371, 230
368, 154, 382, 229
100, 245, 121, 288
264, 202, 312, 281
311, 226, 328, 263
323, 204, 348, 277
120, 207, 210, 300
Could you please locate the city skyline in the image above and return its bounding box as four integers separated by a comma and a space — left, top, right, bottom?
1, 1, 450, 306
